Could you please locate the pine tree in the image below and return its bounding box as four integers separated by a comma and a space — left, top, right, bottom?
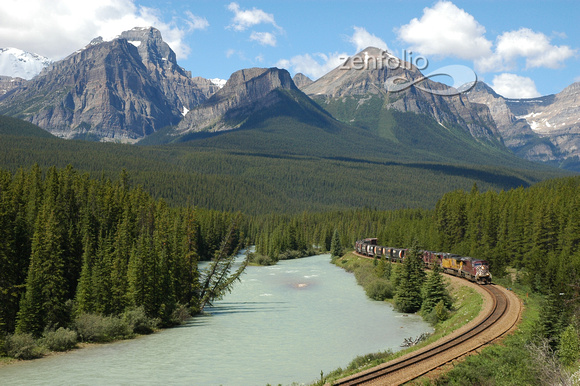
330, 229, 343, 258
394, 242, 425, 313
198, 215, 248, 310
16, 196, 69, 335
558, 324, 580, 366
421, 264, 452, 314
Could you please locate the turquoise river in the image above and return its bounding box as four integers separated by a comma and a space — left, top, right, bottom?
0, 253, 432, 385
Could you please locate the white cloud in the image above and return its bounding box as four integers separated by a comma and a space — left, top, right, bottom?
397, 1, 492, 60
493, 28, 575, 70
348, 26, 388, 52
396, 1, 576, 75
225, 48, 236, 58
276, 52, 348, 79
184, 11, 209, 31
250, 31, 276, 47
0, 0, 204, 60
490, 73, 541, 99
227, 2, 280, 32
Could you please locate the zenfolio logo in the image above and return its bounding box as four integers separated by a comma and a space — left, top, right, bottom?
339, 49, 477, 96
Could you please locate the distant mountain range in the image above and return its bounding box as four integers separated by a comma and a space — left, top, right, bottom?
467, 82, 580, 169
0, 27, 218, 142
0, 27, 578, 170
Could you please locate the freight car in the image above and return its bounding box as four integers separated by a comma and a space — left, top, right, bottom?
355, 239, 492, 284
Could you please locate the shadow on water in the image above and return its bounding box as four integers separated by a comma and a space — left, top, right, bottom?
205, 301, 292, 316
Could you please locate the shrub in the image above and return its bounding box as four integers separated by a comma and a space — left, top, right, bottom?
250, 253, 277, 266
122, 307, 158, 334
365, 279, 394, 301
424, 300, 450, 325
345, 350, 394, 371
558, 324, 580, 366
170, 304, 191, 326
74, 313, 131, 342
41, 328, 78, 351
278, 250, 305, 260
4, 333, 45, 359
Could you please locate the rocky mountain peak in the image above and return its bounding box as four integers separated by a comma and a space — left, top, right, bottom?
0, 27, 216, 142
175, 67, 298, 135
292, 73, 313, 89
117, 27, 181, 72
302, 47, 500, 143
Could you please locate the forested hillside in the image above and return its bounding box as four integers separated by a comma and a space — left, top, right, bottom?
0, 115, 565, 215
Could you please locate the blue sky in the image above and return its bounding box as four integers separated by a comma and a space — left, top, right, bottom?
0, 0, 578, 98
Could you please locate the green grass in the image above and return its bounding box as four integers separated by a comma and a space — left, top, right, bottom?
414, 277, 544, 385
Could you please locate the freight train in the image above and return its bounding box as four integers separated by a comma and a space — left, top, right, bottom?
355, 238, 492, 284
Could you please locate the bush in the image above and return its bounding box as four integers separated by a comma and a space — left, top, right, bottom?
170, 304, 191, 326
4, 333, 45, 359
345, 350, 394, 371
41, 328, 78, 351
365, 279, 394, 301
250, 253, 277, 266
424, 300, 450, 326
74, 313, 131, 342
122, 307, 158, 334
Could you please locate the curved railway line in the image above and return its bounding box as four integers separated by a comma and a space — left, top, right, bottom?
333, 271, 522, 385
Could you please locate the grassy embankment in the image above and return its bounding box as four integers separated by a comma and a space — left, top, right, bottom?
415, 276, 548, 385
319, 251, 484, 384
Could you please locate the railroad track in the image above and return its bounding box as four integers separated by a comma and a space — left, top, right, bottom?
333, 283, 518, 385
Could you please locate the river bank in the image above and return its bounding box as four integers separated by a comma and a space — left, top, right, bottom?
322, 251, 486, 383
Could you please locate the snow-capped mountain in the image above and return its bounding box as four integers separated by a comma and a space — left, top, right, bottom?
0, 48, 52, 80
210, 78, 227, 89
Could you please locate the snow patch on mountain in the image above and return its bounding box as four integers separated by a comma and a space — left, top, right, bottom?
210, 78, 227, 89
0, 48, 52, 80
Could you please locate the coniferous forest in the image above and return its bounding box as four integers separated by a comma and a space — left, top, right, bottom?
0, 165, 246, 340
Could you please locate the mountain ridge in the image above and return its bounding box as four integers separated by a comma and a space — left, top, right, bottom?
0, 27, 217, 142
467, 81, 580, 169
302, 47, 502, 146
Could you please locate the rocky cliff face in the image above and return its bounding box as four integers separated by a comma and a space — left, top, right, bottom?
175, 67, 298, 135
513, 83, 580, 160
468, 82, 580, 165
466, 82, 557, 162
302, 47, 500, 144
0, 27, 217, 142
0, 76, 26, 96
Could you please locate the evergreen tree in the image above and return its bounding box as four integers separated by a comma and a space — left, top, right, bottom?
198, 215, 248, 310
558, 323, 580, 366
16, 196, 69, 335
330, 229, 343, 258
394, 242, 425, 313
421, 264, 452, 315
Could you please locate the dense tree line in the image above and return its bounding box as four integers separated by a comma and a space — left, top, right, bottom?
433, 179, 580, 294
253, 177, 580, 299
251, 208, 437, 261
0, 165, 245, 337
